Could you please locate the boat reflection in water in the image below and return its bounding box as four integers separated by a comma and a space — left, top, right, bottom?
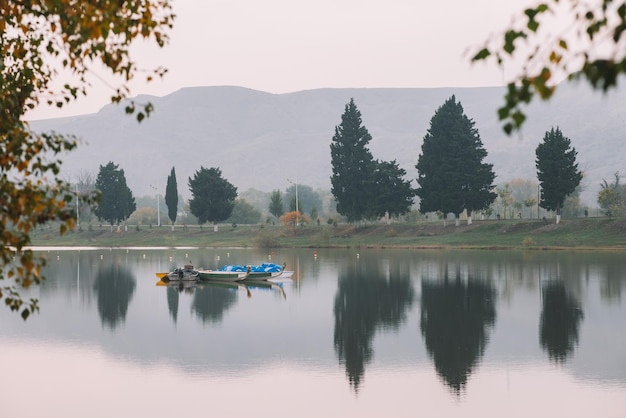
156, 277, 288, 325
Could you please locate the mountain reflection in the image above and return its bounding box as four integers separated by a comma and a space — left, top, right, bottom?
93, 263, 136, 330
420, 272, 496, 394
540, 281, 584, 363
333, 257, 415, 393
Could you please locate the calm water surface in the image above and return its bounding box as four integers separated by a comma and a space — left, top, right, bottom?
1, 248, 625, 417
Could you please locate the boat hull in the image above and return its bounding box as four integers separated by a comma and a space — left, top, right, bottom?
196, 270, 249, 282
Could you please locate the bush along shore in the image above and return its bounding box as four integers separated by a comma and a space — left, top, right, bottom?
26, 218, 626, 250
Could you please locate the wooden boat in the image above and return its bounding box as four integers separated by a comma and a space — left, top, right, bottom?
155, 263, 199, 282
196, 266, 250, 282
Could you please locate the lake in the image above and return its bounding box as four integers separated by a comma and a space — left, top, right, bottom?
1, 247, 625, 417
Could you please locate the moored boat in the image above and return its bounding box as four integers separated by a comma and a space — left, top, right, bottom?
155, 263, 199, 282
219, 262, 292, 281
196, 266, 250, 282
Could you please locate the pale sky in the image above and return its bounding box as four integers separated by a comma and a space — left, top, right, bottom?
27, 0, 536, 120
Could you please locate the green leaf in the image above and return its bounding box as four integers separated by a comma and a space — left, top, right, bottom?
472, 48, 491, 61
503, 30, 527, 54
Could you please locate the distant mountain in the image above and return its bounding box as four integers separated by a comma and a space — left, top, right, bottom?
30, 83, 626, 206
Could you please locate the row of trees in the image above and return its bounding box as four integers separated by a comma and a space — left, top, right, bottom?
93, 163, 239, 231
330, 97, 583, 226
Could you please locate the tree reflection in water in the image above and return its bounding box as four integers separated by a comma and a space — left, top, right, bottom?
333, 258, 415, 393
93, 263, 137, 330
167, 286, 179, 324
191, 283, 239, 324
540, 281, 584, 363
420, 271, 496, 395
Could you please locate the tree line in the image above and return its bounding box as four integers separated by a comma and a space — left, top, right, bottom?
330, 96, 583, 226
90, 95, 588, 230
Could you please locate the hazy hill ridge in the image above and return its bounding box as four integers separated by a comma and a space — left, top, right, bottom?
31, 84, 626, 205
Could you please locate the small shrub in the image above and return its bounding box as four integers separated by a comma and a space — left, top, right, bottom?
522, 236, 535, 247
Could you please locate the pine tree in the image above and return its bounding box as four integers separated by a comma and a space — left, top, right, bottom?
94, 161, 136, 227
416, 96, 496, 226
188, 166, 238, 230
330, 98, 376, 223
369, 159, 415, 219
535, 127, 583, 224
165, 166, 178, 231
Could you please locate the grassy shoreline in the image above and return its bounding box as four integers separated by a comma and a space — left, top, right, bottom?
27, 217, 626, 251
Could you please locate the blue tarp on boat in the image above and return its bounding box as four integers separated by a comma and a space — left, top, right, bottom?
219, 263, 283, 272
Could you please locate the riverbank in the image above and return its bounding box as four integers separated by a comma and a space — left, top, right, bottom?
28, 217, 626, 250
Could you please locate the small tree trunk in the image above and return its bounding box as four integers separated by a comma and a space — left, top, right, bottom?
556, 214, 561, 224
455, 214, 460, 227
213, 224, 219, 232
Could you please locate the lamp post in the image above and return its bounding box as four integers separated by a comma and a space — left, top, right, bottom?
287, 177, 299, 227
150, 185, 161, 227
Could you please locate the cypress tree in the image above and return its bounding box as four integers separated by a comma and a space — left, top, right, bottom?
165, 166, 178, 230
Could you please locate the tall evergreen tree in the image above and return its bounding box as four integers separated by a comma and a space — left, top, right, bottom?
268, 190, 285, 221
188, 166, 237, 230
416, 96, 496, 226
330, 98, 376, 223
369, 159, 415, 219
94, 161, 136, 227
535, 127, 583, 224
165, 166, 178, 231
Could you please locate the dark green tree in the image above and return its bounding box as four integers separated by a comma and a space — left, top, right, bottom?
165, 166, 178, 230
369, 159, 415, 219
94, 162, 136, 227
535, 127, 583, 224
188, 166, 237, 229
330, 98, 376, 223
268, 189, 285, 221
227, 199, 262, 225
416, 96, 496, 226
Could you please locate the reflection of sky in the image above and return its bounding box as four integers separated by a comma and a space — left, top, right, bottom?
1, 248, 625, 417
2, 340, 624, 418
